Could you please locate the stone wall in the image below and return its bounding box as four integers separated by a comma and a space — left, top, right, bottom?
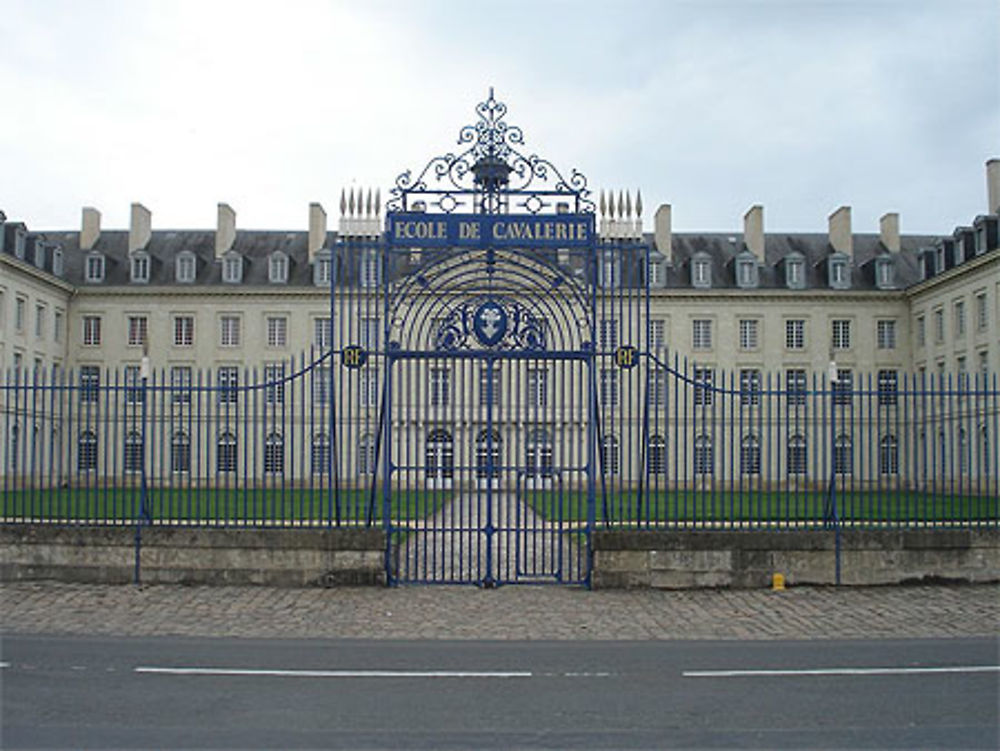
592, 529, 1000, 589
0, 526, 386, 587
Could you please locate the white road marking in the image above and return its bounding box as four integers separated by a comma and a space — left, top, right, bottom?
683, 665, 1000, 678
135, 667, 533, 679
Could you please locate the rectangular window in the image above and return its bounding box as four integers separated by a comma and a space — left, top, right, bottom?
360, 250, 380, 287
833, 368, 853, 405
693, 367, 714, 406
130, 254, 149, 283
53, 310, 63, 343
171, 366, 192, 404
740, 369, 761, 407
692, 319, 712, 350
15, 297, 25, 332
266, 316, 288, 348
975, 292, 988, 330
176, 254, 196, 283
954, 300, 966, 337
599, 318, 618, 351
934, 308, 944, 343
648, 319, 666, 350
876, 320, 896, 350
217, 366, 239, 404
83, 316, 101, 346
314, 317, 332, 349
429, 367, 450, 407
979, 351, 989, 382
80, 366, 100, 403
650, 369, 666, 408
479, 367, 501, 407
220, 316, 241, 347
85, 254, 104, 282
527, 367, 548, 408
312, 365, 332, 405
264, 363, 285, 405
786, 369, 807, 406
127, 316, 148, 347
831, 319, 851, 350
785, 319, 805, 349
600, 368, 618, 407
173, 316, 194, 347
359, 368, 378, 408
916, 315, 926, 347
360, 317, 380, 350
878, 369, 898, 406
738, 319, 759, 350
34, 305, 45, 339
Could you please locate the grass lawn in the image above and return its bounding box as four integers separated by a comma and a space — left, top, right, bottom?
3, 485, 996, 526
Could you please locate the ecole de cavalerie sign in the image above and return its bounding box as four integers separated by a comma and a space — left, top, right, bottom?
386, 213, 594, 248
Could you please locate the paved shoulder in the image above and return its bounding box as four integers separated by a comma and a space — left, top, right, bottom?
2, 582, 997, 640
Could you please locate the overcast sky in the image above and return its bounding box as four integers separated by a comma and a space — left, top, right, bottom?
1, 0, 997, 236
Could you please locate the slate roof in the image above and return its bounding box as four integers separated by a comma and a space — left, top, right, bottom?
2, 214, 996, 292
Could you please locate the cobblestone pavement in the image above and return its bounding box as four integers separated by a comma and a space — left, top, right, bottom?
2, 582, 997, 641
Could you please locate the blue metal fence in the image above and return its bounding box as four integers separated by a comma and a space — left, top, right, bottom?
2, 358, 996, 530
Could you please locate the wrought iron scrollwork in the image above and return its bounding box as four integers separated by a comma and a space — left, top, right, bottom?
387, 88, 594, 215
433, 298, 547, 352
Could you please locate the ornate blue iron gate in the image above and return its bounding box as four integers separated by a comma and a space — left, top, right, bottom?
329, 91, 646, 585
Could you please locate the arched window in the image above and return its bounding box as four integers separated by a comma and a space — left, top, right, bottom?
171, 430, 191, 473
426, 429, 454, 482
358, 433, 376, 476
741, 434, 761, 475
310, 432, 330, 475
124, 430, 143, 473
78, 430, 97, 472
525, 428, 553, 478
694, 433, 713, 475
475, 429, 502, 480
787, 434, 807, 476
879, 434, 898, 476
648, 435, 666, 475
834, 434, 853, 475
217, 431, 237, 473
264, 432, 284, 474
601, 435, 620, 476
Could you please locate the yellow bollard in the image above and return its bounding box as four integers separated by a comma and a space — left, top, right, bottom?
772, 573, 786, 591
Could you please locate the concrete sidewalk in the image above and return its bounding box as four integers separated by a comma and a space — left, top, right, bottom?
2, 582, 997, 641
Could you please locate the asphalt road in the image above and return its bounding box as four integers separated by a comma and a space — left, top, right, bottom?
2, 634, 997, 749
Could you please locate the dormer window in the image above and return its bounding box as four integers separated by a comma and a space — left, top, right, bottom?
784, 253, 806, 289
268, 251, 288, 283
52, 247, 64, 277
735, 251, 758, 289
598, 249, 620, 289
647, 251, 665, 288
691, 253, 711, 289
875, 256, 895, 289
14, 229, 26, 259
828, 253, 850, 290
935, 244, 945, 274
314, 249, 331, 286
85, 252, 105, 283
176, 251, 196, 283
222, 252, 243, 284
33, 239, 46, 269
130, 252, 150, 283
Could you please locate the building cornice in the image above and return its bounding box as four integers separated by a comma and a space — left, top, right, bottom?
905, 248, 999, 299
0, 254, 76, 295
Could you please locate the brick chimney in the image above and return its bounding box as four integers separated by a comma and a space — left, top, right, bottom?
128, 203, 151, 253
828, 205, 852, 257
879, 212, 900, 252
215, 203, 236, 258
654, 204, 672, 265
81, 207, 101, 250
308, 202, 327, 262
743, 205, 764, 260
